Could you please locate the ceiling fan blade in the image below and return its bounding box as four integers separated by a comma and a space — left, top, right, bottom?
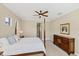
35, 11, 39, 14
42, 11, 48, 14
42, 14, 48, 17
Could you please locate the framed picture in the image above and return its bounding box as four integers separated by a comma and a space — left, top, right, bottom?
60, 23, 70, 35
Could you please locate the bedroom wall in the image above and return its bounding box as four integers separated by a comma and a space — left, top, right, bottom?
37, 21, 51, 40
21, 19, 51, 41
0, 4, 21, 38
42, 21, 51, 40
21, 20, 37, 37
49, 9, 79, 55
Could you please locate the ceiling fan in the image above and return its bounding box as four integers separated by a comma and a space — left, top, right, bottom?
33, 10, 48, 18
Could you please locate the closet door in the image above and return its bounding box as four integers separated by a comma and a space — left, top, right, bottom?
37, 23, 42, 38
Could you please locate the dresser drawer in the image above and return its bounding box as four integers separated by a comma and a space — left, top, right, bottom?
62, 38, 69, 44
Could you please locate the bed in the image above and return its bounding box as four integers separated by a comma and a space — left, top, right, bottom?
0, 37, 46, 56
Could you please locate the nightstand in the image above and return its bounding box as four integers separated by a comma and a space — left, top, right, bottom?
20, 35, 24, 38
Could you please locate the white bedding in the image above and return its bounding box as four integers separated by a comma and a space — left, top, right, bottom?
3, 37, 46, 56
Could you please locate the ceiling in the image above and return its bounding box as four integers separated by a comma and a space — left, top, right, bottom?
3, 3, 79, 21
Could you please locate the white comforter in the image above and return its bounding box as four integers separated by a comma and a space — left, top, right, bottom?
3, 37, 46, 56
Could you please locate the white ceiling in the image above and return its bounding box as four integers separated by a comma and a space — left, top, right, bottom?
3, 3, 79, 21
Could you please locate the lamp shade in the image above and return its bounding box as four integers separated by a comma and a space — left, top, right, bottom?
19, 30, 23, 34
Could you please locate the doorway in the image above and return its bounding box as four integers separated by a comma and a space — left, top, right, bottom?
37, 23, 42, 39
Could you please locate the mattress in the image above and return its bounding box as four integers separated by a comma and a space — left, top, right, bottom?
3, 37, 46, 56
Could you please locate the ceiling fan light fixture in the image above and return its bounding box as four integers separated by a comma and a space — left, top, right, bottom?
34, 10, 48, 18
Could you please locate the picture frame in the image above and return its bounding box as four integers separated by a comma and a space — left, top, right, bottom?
60, 23, 70, 35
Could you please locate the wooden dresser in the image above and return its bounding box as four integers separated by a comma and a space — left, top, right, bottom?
53, 34, 75, 55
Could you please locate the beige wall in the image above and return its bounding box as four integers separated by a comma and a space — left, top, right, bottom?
49, 9, 79, 55
21, 20, 51, 41
41, 21, 51, 40
39, 21, 50, 41
21, 20, 37, 37
0, 4, 21, 38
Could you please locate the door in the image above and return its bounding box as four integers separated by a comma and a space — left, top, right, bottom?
37, 23, 42, 38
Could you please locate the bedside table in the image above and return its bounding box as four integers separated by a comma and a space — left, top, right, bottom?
20, 35, 24, 38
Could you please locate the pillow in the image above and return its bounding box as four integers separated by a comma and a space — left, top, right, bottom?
0, 38, 9, 48
7, 36, 17, 45
14, 35, 20, 42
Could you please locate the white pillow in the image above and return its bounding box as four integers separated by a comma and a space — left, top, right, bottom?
7, 36, 17, 45
0, 38, 9, 48
14, 35, 20, 42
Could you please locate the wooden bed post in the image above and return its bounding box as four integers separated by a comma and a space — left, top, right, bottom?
44, 18, 46, 48
15, 22, 17, 35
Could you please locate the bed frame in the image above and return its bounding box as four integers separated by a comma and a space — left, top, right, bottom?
11, 51, 46, 56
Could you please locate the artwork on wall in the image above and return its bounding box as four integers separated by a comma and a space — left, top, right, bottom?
5, 17, 12, 26
60, 23, 70, 35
